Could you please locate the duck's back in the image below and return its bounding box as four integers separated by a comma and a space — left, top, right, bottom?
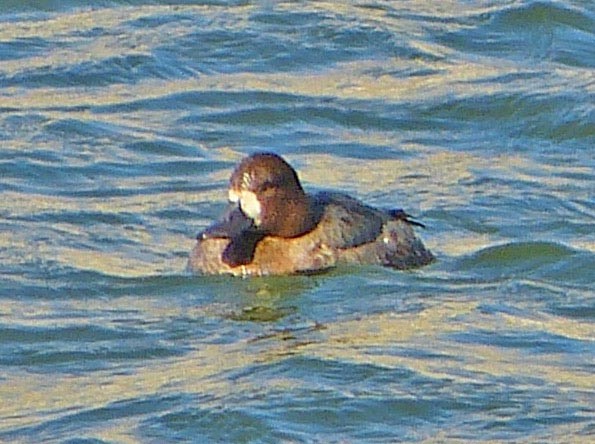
311, 192, 434, 269
309, 192, 387, 248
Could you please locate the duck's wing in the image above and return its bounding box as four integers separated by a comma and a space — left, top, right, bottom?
312, 192, 387, 249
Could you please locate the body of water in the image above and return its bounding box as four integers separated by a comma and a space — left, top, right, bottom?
1, 1, 594, 442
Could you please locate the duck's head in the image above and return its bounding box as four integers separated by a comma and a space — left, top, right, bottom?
228, 152, 315, 238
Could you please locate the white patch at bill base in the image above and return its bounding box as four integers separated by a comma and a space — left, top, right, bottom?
229, 188, 261, 225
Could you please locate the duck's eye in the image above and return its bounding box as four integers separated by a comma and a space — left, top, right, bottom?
257, 180, 276, 192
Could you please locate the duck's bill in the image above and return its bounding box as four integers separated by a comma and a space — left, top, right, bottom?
198, 205, 257, 240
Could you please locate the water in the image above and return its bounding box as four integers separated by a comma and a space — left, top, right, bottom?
1, 1, 594, 442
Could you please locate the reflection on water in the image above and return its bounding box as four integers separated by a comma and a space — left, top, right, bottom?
1, 0, 594, 442
2, 296, 593, 441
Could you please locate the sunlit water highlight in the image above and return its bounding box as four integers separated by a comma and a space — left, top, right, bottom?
1, 1, 594, 442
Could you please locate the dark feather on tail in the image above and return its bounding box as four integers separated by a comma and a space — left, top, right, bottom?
388, 209, 426, 229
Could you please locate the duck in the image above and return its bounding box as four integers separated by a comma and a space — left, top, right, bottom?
188, 152, 434, 276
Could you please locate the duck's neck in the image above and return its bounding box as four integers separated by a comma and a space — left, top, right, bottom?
261, 190, 317, 238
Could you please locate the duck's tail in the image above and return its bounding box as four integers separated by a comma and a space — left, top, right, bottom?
387, 209, 426, 229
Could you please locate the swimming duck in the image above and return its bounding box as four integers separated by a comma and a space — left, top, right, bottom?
188, 152, 434, 276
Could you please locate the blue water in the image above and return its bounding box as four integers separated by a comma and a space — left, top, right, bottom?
1, 1, 594, 442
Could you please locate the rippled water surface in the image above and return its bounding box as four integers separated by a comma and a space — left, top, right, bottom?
1, 1, 594, 442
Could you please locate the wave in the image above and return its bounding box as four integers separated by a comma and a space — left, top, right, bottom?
438, 1, 595, 68
455, 241, 594, 285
